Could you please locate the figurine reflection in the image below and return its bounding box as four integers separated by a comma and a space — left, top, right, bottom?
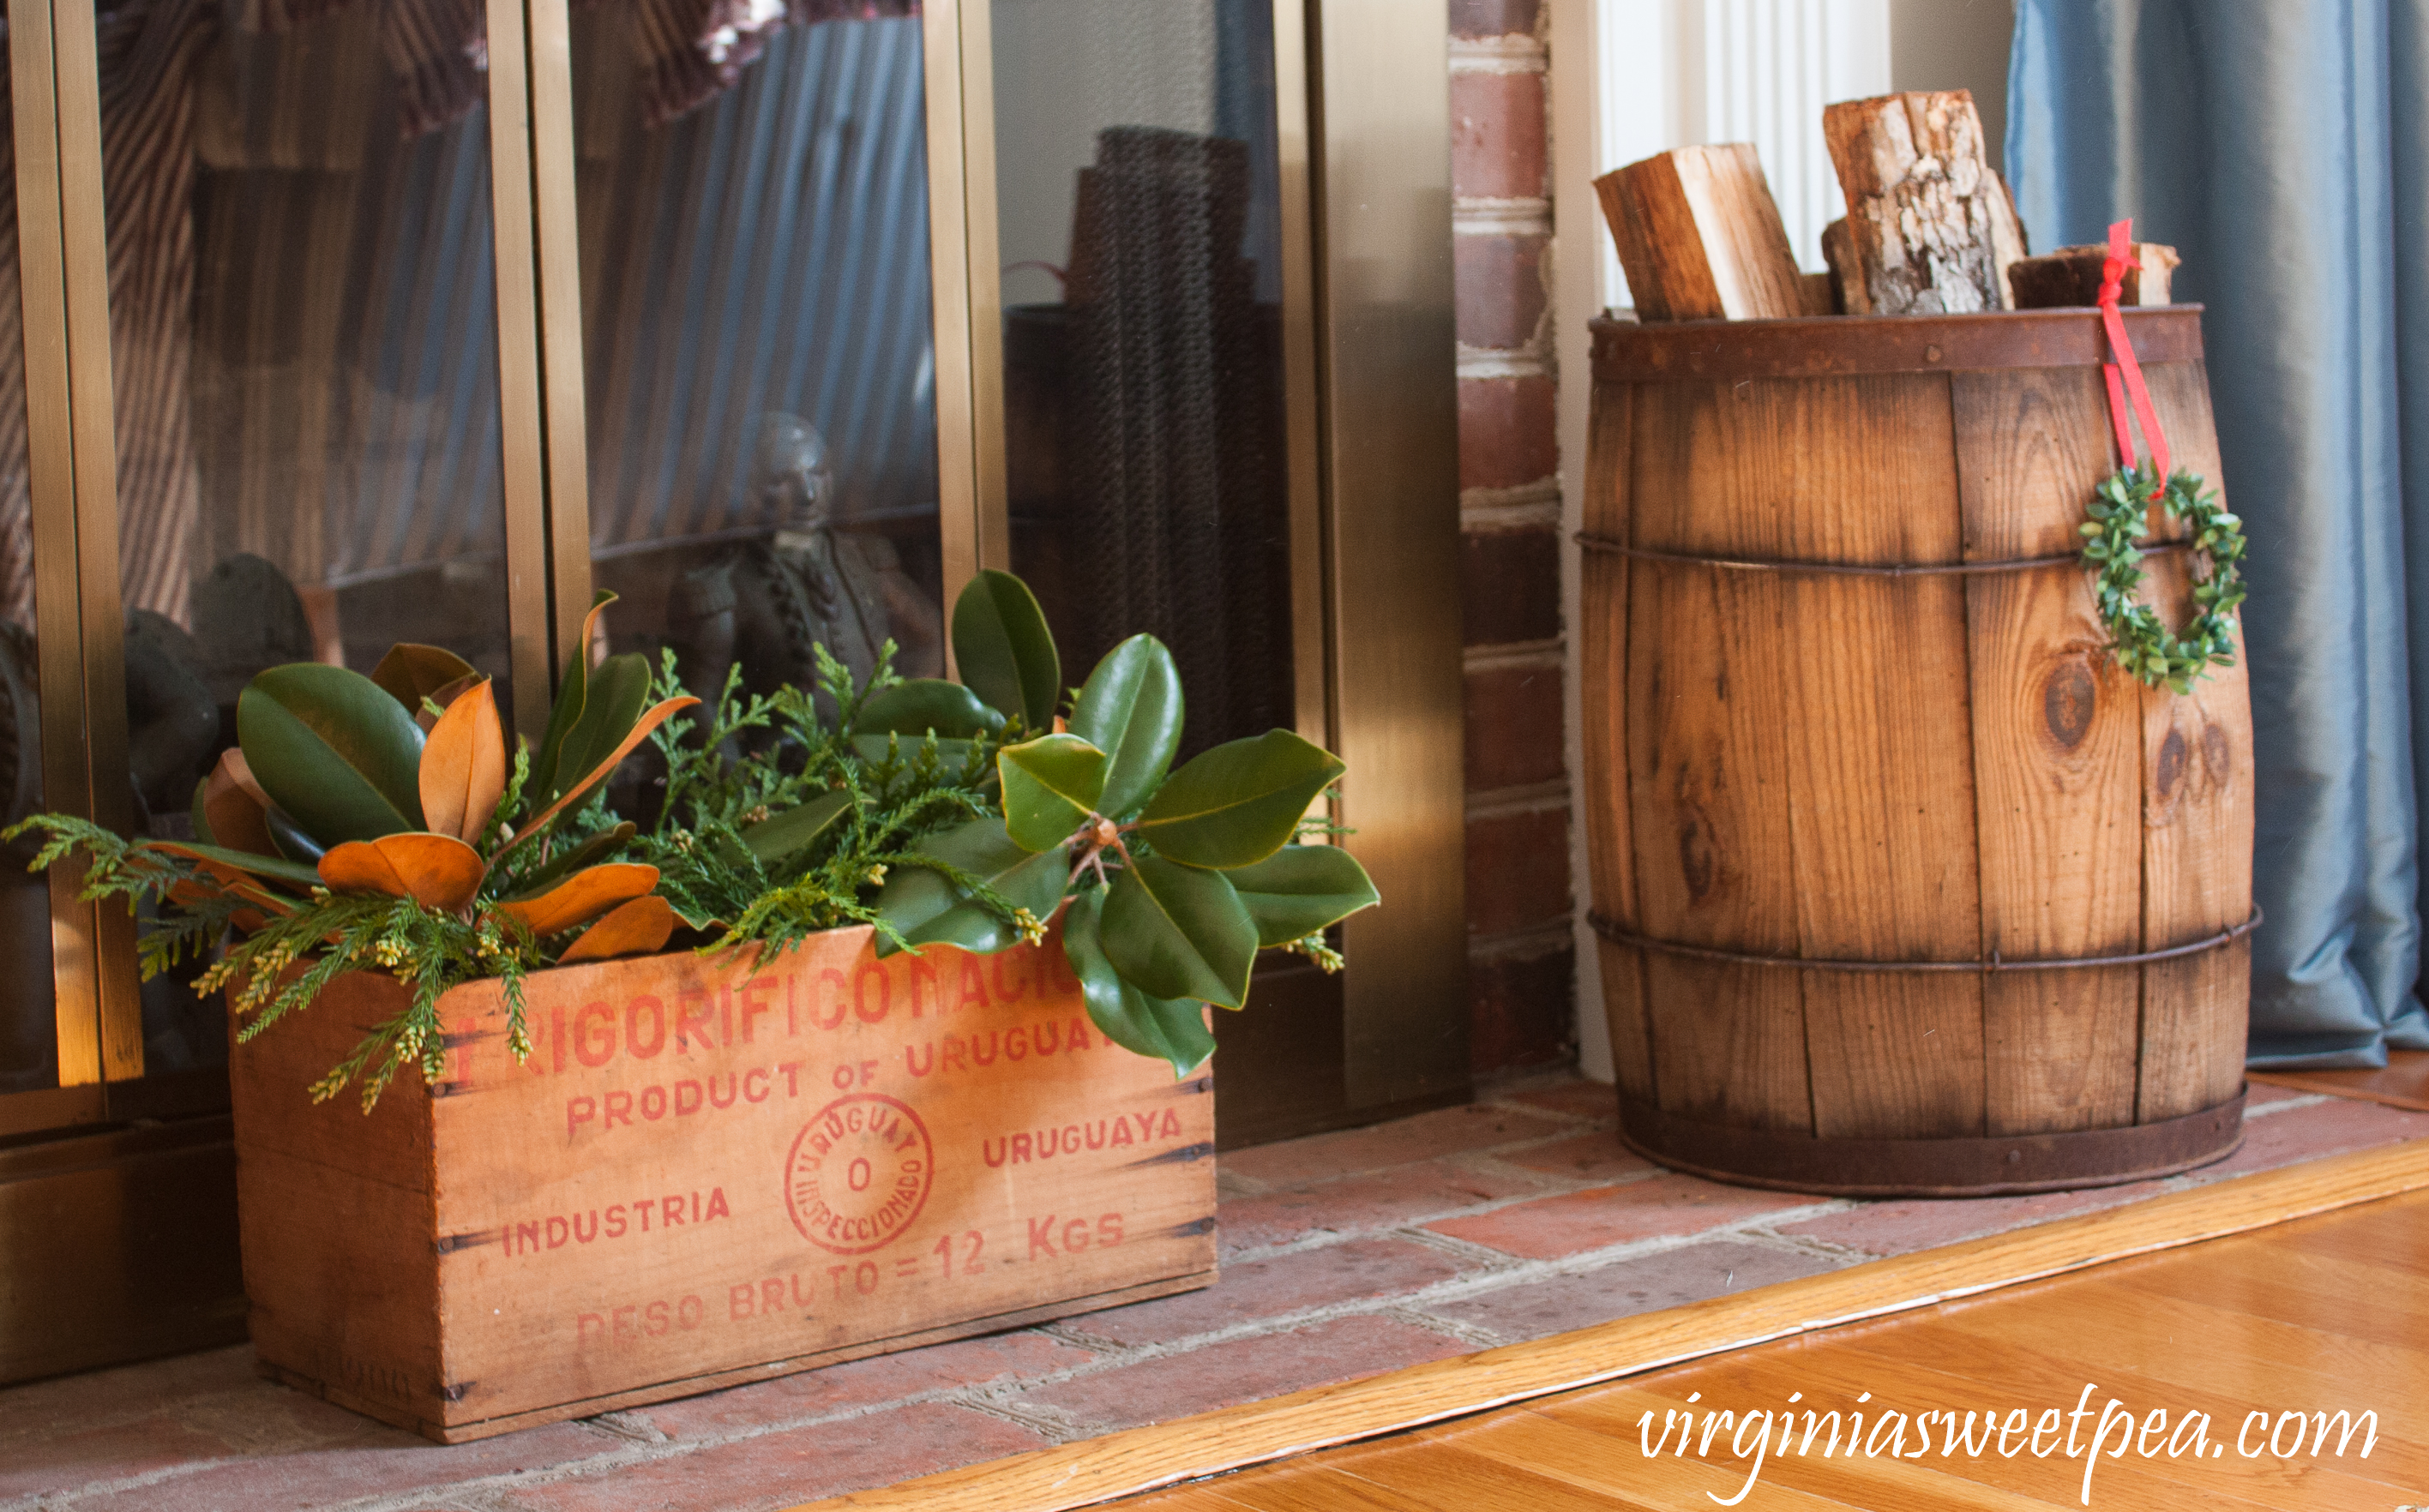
669, 415, 943, 714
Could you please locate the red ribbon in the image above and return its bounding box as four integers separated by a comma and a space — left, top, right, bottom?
2098, 219, 2171, 478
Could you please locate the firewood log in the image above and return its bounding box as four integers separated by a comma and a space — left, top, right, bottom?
1594, 143, 1808, 321
1821, 91, 2023, 315
2006, 242, 2181, 309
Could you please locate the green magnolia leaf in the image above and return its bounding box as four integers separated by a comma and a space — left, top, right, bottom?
998, 735, 1108, 852
952, 569, 1060, 729
262, 807, 328, 863
1062, 888, 1213, 1077
1224, 843, 1380, 947
541, 652, 652, 805
1070, 635, 1183, 818
1134, 729, 1344, 870
741, 790, 857, 864
153, 839, 327, 891
871, 815, 1066, 957
237, 664, 427, 844
854, 679, 1007, 740
1099, 854, 1257, 1009
532, 591, 617, 803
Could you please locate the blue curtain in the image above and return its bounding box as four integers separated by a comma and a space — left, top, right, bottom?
2008, 0, 2429, 1066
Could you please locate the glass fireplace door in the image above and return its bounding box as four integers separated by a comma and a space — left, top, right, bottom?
77, 0, 526, 1101
564, 3, 947, 711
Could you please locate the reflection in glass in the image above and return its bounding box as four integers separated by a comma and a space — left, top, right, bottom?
571, 4, 941, 737
95, 0, 515, 1075
0, 19, 57, 1093
995, 0, 1291, 755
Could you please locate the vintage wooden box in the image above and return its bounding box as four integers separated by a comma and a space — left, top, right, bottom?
230, 924, 1217, 1442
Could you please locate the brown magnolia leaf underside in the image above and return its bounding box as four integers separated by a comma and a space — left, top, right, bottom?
556, 894, 677, 964
496, 861, 661, 937
318, 832, 485, 913
420, 678, 508, 845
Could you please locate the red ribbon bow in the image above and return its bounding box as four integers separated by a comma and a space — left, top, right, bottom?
2098, 219, 2171, 479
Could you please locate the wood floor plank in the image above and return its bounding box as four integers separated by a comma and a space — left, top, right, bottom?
2100, 1249, 2429, 1355
1818, 1305, 2429, 1502
1520, 1387, 2064, 1511
1329, 1437, 1656, 1512
1536, 1355, 2284, 1512
1182, 1467, 1441, 1512
2243, 1198, 2429, 1281
2250, 1049, 2429, 1113
1435, 1409, 1870, 1510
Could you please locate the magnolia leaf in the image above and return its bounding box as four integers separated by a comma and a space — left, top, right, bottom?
741, 790, 857, 865
1224, 843, 1381, 946
318, 832, 484, 913
370, 643, 478, 714
507, 822, 635, 899
870, 815, 1065, 957
998, 735, 1108, 852
540, 653, 652, 805
263, 806, 328, 862
419, 677, 507, 846
497, 861, 661, 936
951, 569, 1060, 729
1061, 888, 1213, 1077
238, 664, 428, 843
1099, 854, 1256, 1010
854, 680, 1006, 740
500, 696, 698, 861
195, 748, 275, 859
556, 895, 677, 964
532, 591, 619, 803
1070, 635, 1183, 818
154, 839, 327, 892
415, 673, 486, 732
1134, 729, 1343, 870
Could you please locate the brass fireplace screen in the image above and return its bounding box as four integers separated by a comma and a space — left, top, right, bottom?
0, 0, 1458, 1147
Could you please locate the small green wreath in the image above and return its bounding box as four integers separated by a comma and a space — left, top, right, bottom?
2078, 465, 2248, 695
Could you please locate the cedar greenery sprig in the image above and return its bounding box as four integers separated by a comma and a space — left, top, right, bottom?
2079, 465, 2248, 695
633, 639, 1021, 961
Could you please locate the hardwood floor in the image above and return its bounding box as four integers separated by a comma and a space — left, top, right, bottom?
1121, 1191, 2429, 1510
2252, 1049, 2429, 1113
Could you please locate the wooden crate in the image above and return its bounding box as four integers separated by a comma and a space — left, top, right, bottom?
231, 923, 1215, 1442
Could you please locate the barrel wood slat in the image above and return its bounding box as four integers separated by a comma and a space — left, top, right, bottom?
1584, 308, 2249, 1195
1578, 381, 1655, 1107
1620, 384, 1808, 1133
1952, 368, 2145, 1135
2137, 360, 2254, 1123
1757, 375, 1987, 1140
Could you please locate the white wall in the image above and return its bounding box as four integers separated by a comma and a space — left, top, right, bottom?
1549, 0, 2012, 1083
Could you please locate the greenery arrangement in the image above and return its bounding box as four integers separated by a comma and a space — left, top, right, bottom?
2078, 465, 2248, 694
7, 571, 1374, 1106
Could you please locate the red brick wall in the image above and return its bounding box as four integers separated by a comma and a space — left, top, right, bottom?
1449, 0, 1573, 1075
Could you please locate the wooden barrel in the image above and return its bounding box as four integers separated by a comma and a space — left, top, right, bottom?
1582, 307, 2252, 1197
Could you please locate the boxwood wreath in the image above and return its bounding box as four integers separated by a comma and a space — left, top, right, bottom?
2078, 465, 2248, 695
5, 571, 1377, 1106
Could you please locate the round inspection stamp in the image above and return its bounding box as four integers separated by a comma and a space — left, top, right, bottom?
784, 1094, 935, 1254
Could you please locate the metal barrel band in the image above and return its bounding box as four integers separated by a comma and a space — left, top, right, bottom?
1572, 533, 2193, 579
1584, 907, 2261, 974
